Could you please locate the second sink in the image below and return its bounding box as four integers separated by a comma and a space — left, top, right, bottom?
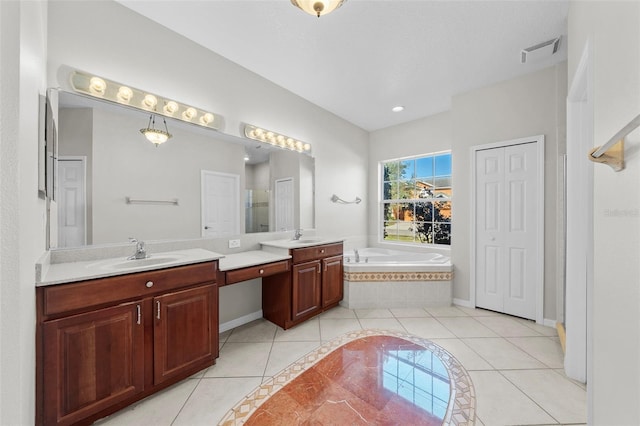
87, 254, 187, 271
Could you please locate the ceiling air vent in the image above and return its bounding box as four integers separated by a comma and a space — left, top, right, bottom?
521, 37, 561, 64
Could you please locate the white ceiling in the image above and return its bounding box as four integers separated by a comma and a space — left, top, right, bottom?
117, 0, 569, 132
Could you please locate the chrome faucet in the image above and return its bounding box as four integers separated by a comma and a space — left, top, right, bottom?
354, 248, 360, 263
293, 229, 303, 240
128, 238, 147, 260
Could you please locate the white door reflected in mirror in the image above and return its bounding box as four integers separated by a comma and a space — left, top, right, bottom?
57, 157, 87, 247
275, 177, 294, 232
201, 171, 240, 238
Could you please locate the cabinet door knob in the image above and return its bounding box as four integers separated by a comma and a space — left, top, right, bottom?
146, 281, 154, 288
259, 269, 264, 274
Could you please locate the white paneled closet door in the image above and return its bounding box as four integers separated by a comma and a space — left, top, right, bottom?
476, 142, 539, 320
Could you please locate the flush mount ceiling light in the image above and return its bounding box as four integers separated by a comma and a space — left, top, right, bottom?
392, 105, 405, 112
69, 70, 223, 131
243, 123, 312, 155
140, 114, 172, 146
290, 0, 347, 18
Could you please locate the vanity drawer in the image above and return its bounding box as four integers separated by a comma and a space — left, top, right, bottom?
43, 261, 217, 317
291, 243, 343, 264
224, 260, 290, 285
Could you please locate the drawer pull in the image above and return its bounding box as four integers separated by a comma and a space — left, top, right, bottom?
259, 269, 264, 274
320, 249, 325, 254
136, 304, 141, 325
156, 301, 161, 320
146, 281, 154, 288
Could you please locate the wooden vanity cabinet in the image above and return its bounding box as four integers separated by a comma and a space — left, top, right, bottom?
42, 302, 145, 426
36, 261, 218, 426
263, 243, 343, 329
321, 254, 344, 308
153, 284, 217, 385
291, 260, 322, 322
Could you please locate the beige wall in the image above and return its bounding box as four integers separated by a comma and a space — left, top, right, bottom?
368, 111, 452, 253
369, 64, 567, 321
451, 64, 567, 319
569, 1, 640, 424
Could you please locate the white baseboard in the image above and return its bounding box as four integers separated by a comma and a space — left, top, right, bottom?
219, 310, 263, 333
453, 298, 473, 308
452, 300, 555, 329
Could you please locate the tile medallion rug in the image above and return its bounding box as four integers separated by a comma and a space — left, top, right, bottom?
218, 329, 476, 425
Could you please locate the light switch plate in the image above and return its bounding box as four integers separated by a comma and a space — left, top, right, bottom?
228, 239, 241, 249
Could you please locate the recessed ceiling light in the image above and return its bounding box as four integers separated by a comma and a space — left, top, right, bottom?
392, 106, 404, 112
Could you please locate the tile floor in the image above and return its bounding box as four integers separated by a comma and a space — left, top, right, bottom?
96, 305, 587, 426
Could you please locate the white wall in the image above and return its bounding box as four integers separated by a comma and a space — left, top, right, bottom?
47, 0, 369, 245
90, 107, 245, 244
0, 1, 48, 424
299, 155, 314, 229
58, 108, 94, 243
568, 2, 640, 424
451, 64, 567, 319
45, 0, 369, 333
270, 149, 300, 231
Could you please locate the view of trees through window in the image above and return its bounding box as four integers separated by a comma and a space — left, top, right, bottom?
382, 152, 452, 245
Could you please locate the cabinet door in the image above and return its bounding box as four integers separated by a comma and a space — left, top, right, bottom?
43, 302, 144, 426
292, 260, 322, 322
153, 284, 217, 384
322, 255, 344, 308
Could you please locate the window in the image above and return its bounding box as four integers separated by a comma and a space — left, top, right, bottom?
381, 152, 452, 245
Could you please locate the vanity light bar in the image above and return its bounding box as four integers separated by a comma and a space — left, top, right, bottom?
70, 71, 222, 130
243, 124, 312, 155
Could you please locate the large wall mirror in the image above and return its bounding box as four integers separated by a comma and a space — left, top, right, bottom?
48, 90, 315, 249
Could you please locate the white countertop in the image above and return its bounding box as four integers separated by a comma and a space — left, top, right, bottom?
37, 248, 224, 286
260, 237, 344, 250
218, 250, 291, 271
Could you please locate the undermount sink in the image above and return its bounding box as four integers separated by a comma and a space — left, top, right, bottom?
109, 256, 184, 269
87, 254, 187, 271
291, 238, 323, 244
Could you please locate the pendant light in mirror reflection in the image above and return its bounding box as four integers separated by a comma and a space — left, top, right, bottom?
69, 70, 223, 131
140, 114, 172, 146
291, 0, 347, 17
243, 123, 312, 155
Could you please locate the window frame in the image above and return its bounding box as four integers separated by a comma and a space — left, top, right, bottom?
379, 151, 452, 247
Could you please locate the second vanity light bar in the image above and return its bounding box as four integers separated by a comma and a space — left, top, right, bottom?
69, 70, 223, 130
243, 123, 312, 155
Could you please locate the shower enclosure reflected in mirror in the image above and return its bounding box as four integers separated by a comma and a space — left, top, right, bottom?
49, 90, 314, 249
